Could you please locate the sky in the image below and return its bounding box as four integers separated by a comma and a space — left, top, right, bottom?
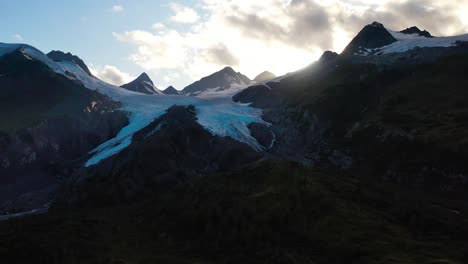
1, 0, 468, 89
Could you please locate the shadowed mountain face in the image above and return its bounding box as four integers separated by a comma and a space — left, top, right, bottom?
47, 50, 93, 76
162, 85, 180, 95
342, 22, 397, 55
0, 48, 128, 213
121, 72, 161, 95
182, 66, 251, 95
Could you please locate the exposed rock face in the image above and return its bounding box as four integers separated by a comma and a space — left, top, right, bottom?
47, 50, 93, 76
57, 105, 262, 207
121, 73, 161, 95
182, 66, 251, 95
253, 71, 276, 82
400, 26, 433, 38
162, 86, 180, 95
342, 22, 397, 56
247, 123, 274, 149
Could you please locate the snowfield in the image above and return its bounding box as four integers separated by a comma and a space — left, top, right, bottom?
352, 29, 468, 56
380, 31, 468, 54
0, 43, 268, 166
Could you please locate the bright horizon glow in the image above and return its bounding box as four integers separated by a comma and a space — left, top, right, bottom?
1, 0, 467, 89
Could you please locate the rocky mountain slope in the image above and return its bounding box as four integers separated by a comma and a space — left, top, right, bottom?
0, 47, 128, 213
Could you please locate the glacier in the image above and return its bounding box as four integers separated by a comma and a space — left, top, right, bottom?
0, 43, 268, 166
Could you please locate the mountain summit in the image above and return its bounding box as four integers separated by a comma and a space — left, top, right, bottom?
182, 66, 251, 95
47, 50, 93, 76
162, 86, 180, 95
342, 22, 397, 56
254, 71, 276, 82
121, 72, 162, 95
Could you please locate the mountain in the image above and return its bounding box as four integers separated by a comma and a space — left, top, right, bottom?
400, 26, 432, 38
253, 71, 276, 82
182, 66, 251, 96
0, 46, 128, 213
342, 22, 468, 56
121, 72, 162, 95
47, 50, 93, 76
2, 22, 468, 264
342, 21, 398, 55
162, 85, 180, 95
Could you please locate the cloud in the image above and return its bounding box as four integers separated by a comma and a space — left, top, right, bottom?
13, 34, 24, 41
89, 65, 134, 86
114, 0, 468, 88
112, 5, 124, 12
201, 44, 240, 66
169, 3, 200, 24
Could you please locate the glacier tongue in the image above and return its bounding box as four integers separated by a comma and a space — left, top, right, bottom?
0, 43, 268, 166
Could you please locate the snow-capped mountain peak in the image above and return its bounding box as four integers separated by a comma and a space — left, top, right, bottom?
121, 72, 163, 95
342, 22, 468, 56
182, 66, 252, 96
47, 50, 93, 76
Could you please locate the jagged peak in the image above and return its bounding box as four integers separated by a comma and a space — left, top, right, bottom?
135, 72, 153, 83
341, 22, 397, 55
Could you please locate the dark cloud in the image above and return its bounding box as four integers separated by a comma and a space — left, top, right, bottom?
225, 0, 466, 54
287, 0, 332, 49
338, 0, 466, 36
226, 14, 286, 42
202, 44, 240, 66
226, 0, 333, 50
